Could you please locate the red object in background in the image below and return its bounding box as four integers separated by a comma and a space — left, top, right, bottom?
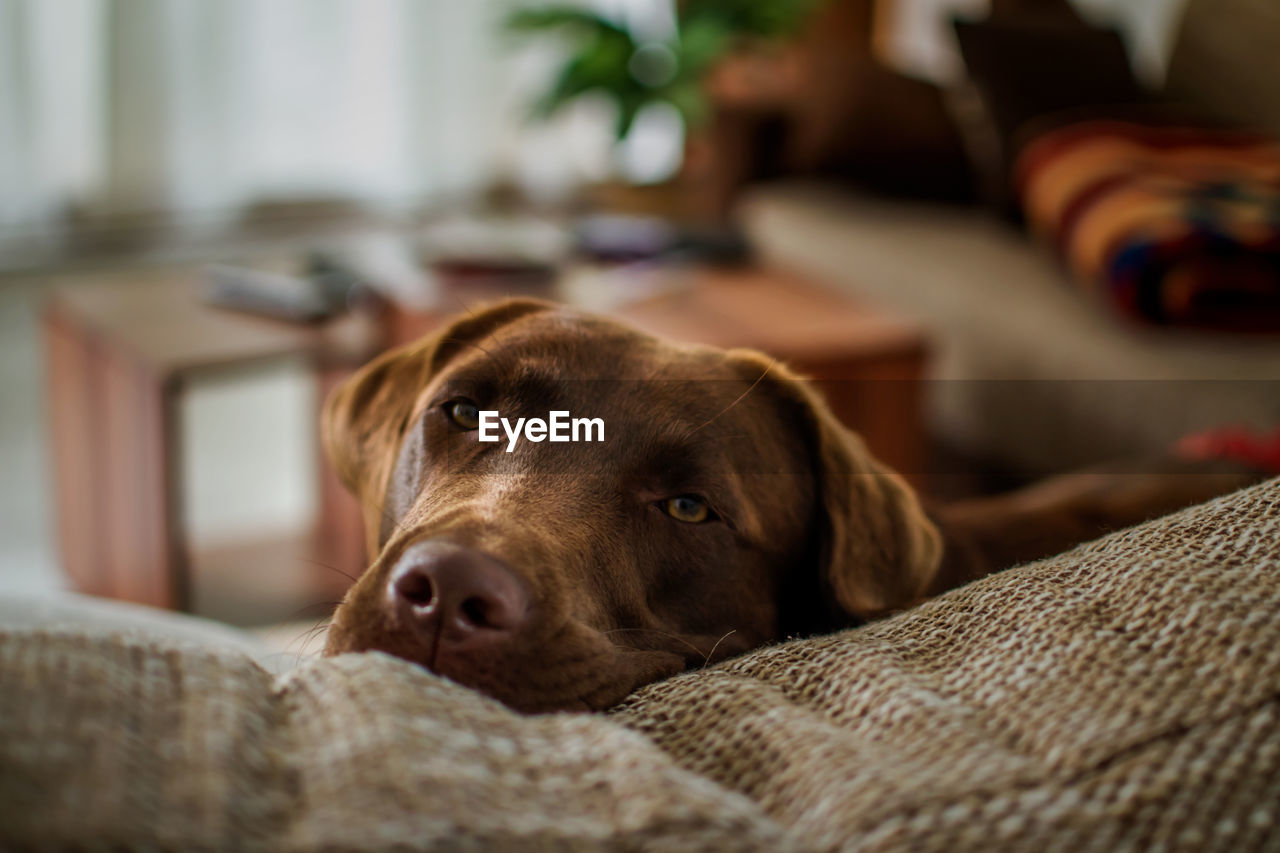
1176, 426, 1280, 474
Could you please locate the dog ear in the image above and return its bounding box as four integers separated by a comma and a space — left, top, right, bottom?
737, 354, 943, 621
322, 299, 555, 549
807, 400, 943, 619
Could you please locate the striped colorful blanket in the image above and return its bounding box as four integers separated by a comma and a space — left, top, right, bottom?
1015, 121, 1280, 331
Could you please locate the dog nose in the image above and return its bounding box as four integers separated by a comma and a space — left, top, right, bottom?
386, 542, 531, 652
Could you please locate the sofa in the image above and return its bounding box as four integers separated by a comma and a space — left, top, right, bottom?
741, 182, 1280, 478
733, 0, 1280, 480
3, 477, 1278, 850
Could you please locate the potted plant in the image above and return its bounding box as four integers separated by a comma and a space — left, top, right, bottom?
506, 0, 827, 211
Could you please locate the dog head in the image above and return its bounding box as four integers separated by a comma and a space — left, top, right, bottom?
322, 299, 940, 712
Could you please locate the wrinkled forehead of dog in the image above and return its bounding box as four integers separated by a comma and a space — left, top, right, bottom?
390, 306, 816, 492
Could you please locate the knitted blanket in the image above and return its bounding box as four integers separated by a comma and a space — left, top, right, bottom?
3, 479, 1279, 850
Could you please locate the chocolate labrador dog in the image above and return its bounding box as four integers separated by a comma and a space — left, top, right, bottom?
322, 299, 1259, 712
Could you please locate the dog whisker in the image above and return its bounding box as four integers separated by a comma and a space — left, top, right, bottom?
292, 620, 330, 652
690, 359, 775, 434
280, 600, 342, 622
441, 335, 499, 365
296, 558, 360, 585
449, 292, 477, 319
601, 627, 718, 662
439, 329, 521, 383
446, 291, 522, 355
703, 630, 737, 669
278, 611, 336, 667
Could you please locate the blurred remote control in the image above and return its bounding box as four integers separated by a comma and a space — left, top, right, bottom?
204, 265, 348, 323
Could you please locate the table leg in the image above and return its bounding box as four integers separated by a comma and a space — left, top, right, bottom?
46, 306, 190, 610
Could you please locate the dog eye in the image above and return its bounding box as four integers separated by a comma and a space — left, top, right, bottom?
444, 398, 481, 430
661, 495, 715, 524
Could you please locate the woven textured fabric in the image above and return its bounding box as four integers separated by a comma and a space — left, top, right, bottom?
613, 478, 1280, 851
0, 635, 782, 851
3, 479, 1280, 850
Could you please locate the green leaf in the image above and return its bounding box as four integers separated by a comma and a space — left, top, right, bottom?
613, 86, 658, 140
529, 26, 638, 120
534, 57, 607, 117
674, 18, 728, 77
504, 6, 626, 38
579, 28, 636, 79
532, 63, 592, 118
662, 81, 709, 129
509, 0, 831, 138
678, 0, 828, 39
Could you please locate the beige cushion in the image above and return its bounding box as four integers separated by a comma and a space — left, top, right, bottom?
3, 478, 1280, 850
0, 591, 270, 657
740, 182, 1280, 475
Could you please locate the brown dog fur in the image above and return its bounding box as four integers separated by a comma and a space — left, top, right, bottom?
322, 299, 942, 711
322, 299, 1260, 712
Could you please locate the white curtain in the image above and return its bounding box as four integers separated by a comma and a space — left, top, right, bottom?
0, 0, 620, 249
1, 0, 104, 248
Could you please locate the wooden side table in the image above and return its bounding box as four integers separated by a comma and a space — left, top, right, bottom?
44, 271, 375, 611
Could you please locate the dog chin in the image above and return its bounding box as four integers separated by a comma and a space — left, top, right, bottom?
322, 619, 687, 714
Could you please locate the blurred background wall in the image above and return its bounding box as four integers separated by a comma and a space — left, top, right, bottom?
1, 0, 1189, 259
0, 0, 700, 262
